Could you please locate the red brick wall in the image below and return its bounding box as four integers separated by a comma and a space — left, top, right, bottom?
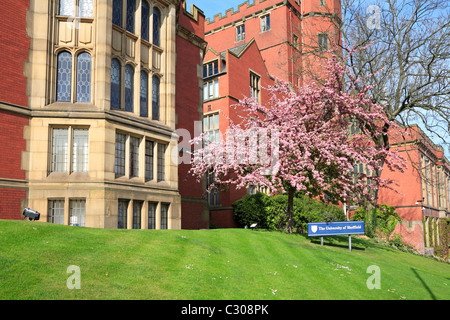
377, 125, 450, 253
0, 0, 30, 221
210, 208, 238, 228
0, 0, 30, 107
392, 219, 425, 253
205, 2, 297, 83
0, 188, 26, 220
176, 3, 208, 229
0, 110, 28, 180
181, 202, 208, 230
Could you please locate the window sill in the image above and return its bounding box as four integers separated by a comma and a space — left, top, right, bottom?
47, 172, 90, 179
203, 96, 222, 102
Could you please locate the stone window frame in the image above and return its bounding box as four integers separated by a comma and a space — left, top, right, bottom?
249, 70, 261, 103
49, 125, 90, 175
116, 199, 171, 230
54, 49, 93, 104
236, 23, 245, 42
260, 14, 271, 33
318, 33, 329, 51
114, 130, 167, 184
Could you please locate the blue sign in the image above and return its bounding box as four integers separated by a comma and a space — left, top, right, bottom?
308, 221, 365, 237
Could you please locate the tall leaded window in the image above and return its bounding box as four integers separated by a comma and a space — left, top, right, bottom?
250, 72, 261, 103
236, 24, 245, 42
133, 201, 143, 229
115, 132, 126, 176
145, 140, 154, 181
140, 71, 149, 117
52, 128, 69, 172
129, 136, 140, 178
56, 51, 72, 102
72, 129, 89, 172
148, 202, 157, 229
76, 52, 92, 103
126, 0, 135, 33
261, 14, 270, 32
153, 7, 161, 47
125, 64, 134, 112
152, 76, 160, 120
113, 0, 123, 27
118, 199, 129, 229
111, 59, 121, 109
157, 143, 166, 182
141, 1, 150, 41
160, 203, 169, 229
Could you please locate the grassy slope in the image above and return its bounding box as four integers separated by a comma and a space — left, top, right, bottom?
0, 220, 448, 300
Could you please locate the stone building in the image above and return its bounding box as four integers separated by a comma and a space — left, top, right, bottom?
378, 125, 450, 253
0, 0, 208, 229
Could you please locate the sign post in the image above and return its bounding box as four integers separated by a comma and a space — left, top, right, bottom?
307, 221, 364, 252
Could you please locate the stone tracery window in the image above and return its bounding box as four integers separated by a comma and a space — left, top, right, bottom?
125, 64, 134, 112
56, 51, 72, 102
76, 52, 92, 103
111, 2, 164, 121
56, 51, 92, 103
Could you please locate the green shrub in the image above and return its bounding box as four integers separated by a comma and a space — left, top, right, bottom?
232, 193, 270, 228
389, 233, 404, 248
233, 193, 345, 233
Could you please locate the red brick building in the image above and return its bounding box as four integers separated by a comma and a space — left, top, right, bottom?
378, 125, 450, 253
201, 0, 341, 227
0, 0, 30, 220
176, 3, 209, 229
202, 39, 274, 227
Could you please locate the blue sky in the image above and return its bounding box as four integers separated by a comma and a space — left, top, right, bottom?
186, 0, 249, 21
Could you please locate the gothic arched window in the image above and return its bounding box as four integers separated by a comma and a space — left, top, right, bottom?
140, 71, 148, 117
76, 52, 92, 102
153, 7, 161, 47
125, 64, 134, 112
111, 59, 121, 109
152, 75, 160, 120
56, 51, 72, 102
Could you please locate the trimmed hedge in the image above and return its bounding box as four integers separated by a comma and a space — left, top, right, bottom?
232, 193, 345, 233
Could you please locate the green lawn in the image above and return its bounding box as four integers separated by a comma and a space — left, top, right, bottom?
0, 219, 448, 300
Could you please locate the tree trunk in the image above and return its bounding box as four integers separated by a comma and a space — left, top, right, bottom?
285, 186, 295, 234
